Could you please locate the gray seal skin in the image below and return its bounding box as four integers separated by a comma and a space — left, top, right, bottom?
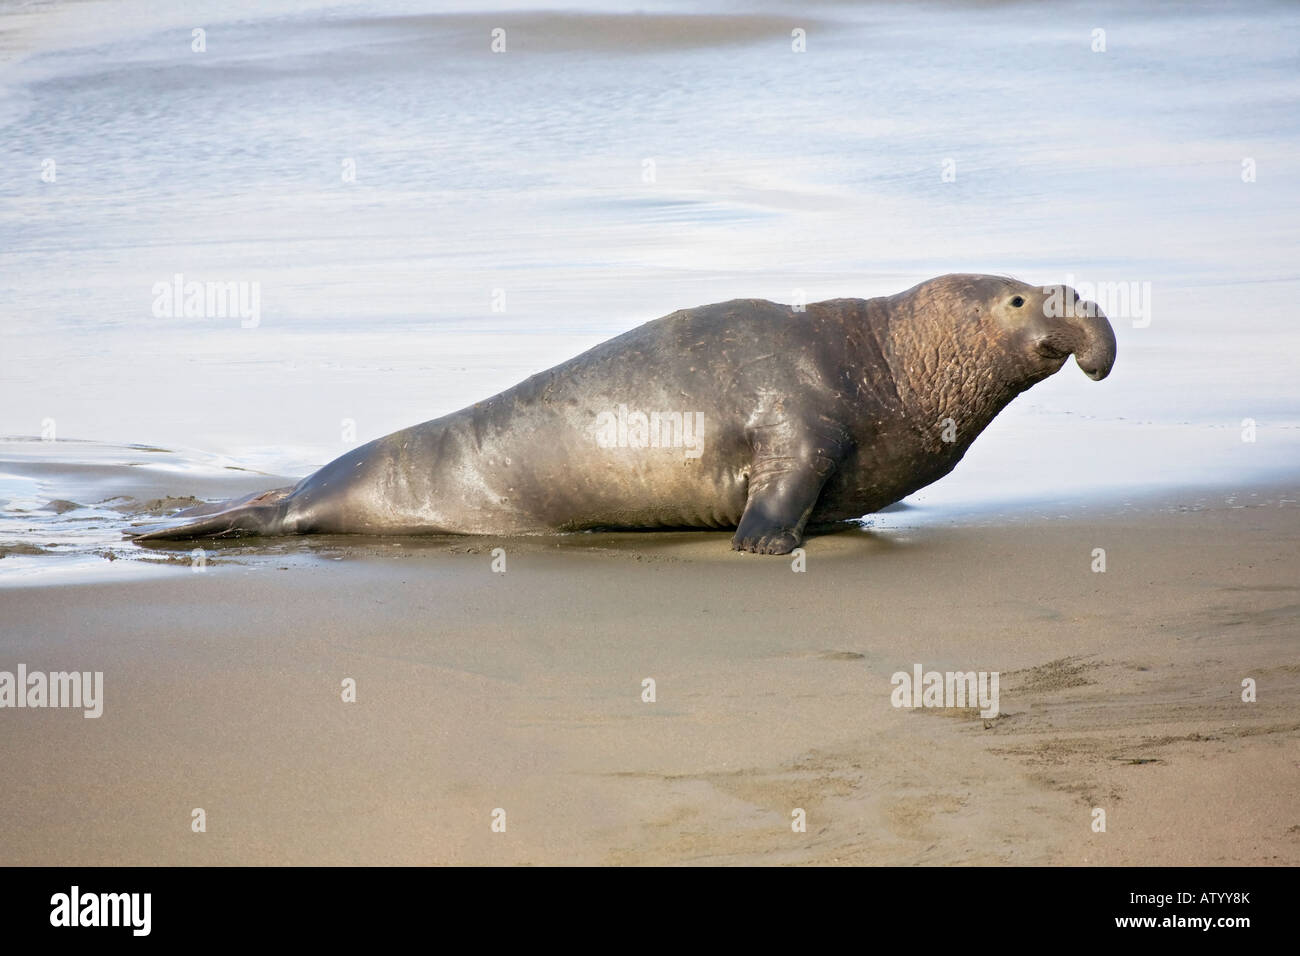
130, 274, 1116, 553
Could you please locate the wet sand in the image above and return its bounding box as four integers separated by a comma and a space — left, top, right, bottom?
1, 483, 1295, 865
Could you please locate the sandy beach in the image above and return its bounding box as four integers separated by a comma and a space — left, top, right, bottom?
1, 481, 1295, 866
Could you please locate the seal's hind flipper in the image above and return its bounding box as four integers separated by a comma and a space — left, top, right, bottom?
126, 486, 294, 540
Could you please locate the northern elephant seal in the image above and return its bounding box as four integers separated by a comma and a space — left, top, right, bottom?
130, 274, 1116, 553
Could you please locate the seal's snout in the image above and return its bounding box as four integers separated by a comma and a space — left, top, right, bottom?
1070, 301, 1116, 381
1033, 286, 1116, 382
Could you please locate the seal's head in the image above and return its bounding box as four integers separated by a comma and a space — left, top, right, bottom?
985, 277, 1117, 382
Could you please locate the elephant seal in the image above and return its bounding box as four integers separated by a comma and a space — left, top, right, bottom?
130, 274, 1115, 553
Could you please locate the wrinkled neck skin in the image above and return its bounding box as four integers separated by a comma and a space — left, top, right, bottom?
878, 283, 1044, 451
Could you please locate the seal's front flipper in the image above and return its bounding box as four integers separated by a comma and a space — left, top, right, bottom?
731, 419, 849, 555
126, 486, 295, 540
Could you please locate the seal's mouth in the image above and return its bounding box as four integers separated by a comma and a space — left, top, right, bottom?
1035, 338, 1071, 362
1079, 361, 1110, 381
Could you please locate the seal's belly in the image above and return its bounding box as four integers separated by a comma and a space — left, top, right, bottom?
402, 410, 753, 533
500, 443, 750, 532
559, 455, 750, 530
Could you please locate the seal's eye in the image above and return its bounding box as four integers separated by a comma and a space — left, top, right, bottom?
1010, 296, 1025, 308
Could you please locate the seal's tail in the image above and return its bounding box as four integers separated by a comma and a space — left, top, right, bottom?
126, 486, 296, 540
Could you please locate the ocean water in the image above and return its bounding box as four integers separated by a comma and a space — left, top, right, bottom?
1, 0, 1298, 575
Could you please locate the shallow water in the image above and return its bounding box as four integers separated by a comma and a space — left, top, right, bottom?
1, 0, 1298, 578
